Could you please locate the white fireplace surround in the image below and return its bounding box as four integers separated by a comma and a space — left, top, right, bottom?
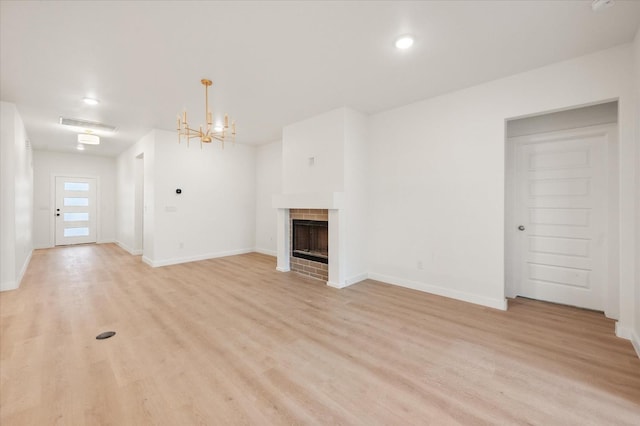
272, 192, 349, 288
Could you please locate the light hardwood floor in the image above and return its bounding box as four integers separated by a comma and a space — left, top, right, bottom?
1, 244, 639, 425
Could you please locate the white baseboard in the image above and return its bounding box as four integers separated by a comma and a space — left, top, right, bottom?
276, 266, 291, 272
253, 247, 277, 257
368, 272, 508, 311
615, 323, 640, 358
144, 248, 255, 267
0, 249, 33, 292
346, 272, 368, 286
0, 280, 17, 291
97, 239, 115, 244
327, 272, 369, 289
327, 280, 347, 289
115, 241, 143, 256
631, 331, 640, 359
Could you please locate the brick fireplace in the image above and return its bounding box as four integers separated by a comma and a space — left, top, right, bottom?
289, 209, 328, 281
272, 192, 349, 288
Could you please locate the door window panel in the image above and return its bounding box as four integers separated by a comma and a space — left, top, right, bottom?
64, 182, 90, 191
64, 197, 89, 206
63, 227, 89, 237
63, 212, 89, 222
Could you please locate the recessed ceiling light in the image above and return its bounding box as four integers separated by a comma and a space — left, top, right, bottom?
395, 35, 414, 50
78, 133, 100, 145
214, 125, 224, 132
82, 97, 100, 106
76, 143, 85, 151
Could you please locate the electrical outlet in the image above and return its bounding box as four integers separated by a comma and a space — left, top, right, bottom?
179, 242, 184, 249
417, 261, 424, 270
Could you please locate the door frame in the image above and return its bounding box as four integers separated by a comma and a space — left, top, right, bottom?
505, 123, 619, 318
49, 173, 102, 247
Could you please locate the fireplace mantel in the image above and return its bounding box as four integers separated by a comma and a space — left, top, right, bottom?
272, 192, 344, 210
272, 192, 349, 288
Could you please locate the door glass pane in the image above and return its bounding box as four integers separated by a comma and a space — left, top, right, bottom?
64, 182, 89, 191
64, 197, 89, 206
64, 212, 89, 222
64, 227, 89, 237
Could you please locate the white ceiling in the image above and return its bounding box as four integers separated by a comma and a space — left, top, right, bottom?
1, 1, 639, 157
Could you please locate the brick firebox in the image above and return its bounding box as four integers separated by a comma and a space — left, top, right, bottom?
289, 209, 328, 281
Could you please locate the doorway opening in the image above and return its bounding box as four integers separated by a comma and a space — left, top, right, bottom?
54, 176, 97, 246
134, 153, 144, 254
504, 101, 619, 318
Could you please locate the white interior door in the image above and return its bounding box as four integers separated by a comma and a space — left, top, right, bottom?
513, 129, 607, 311
55, 177, 97, 245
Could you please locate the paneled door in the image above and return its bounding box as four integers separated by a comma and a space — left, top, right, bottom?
513, 128, 608, 311
55, 176, 97, 245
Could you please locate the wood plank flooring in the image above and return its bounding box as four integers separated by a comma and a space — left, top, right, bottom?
1, 243, 639, 425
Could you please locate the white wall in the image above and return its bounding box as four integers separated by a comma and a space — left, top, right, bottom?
255, 140, 282, 255
0, 102, 33, 291
367, 44, 636, 313
282, 108, 345, 194
117, 129, 256, 267
32, 151, 116, 248
116, 131, 155, 257
343, 108, 369, 283
152, 130, 256, 265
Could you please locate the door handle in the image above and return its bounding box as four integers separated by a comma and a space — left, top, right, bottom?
518, 225, 525, 231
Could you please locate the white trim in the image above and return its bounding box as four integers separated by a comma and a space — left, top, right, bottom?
144, 248, 254, 268
326, 273, 367, 289
16, 249, 32, 287
631, 331, 640, 359
253, 247, 277, 257
0, 280, 17, 292
615, 323, 640, 358
346, 272, 368, 286
276, 266, 290, 272
327, 280, 348, 289
368, 272, 508, 311
97, 239, 115, 244
116, 241, 143, 256
272, 192, 344, 209
0, 249, 32, 292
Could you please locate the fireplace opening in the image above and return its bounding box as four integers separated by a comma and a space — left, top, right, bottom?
292, 219, 328, 264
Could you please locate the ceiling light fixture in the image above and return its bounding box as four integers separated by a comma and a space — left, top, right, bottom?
83, 97, 100, 106
177, 78, 236, 148
78, 133, 100, 145
592, 0, 615, 12
395, 35, 414, 50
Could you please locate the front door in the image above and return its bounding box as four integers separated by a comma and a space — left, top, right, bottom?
512, 127, 608, 311
55, 176, 97, 245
